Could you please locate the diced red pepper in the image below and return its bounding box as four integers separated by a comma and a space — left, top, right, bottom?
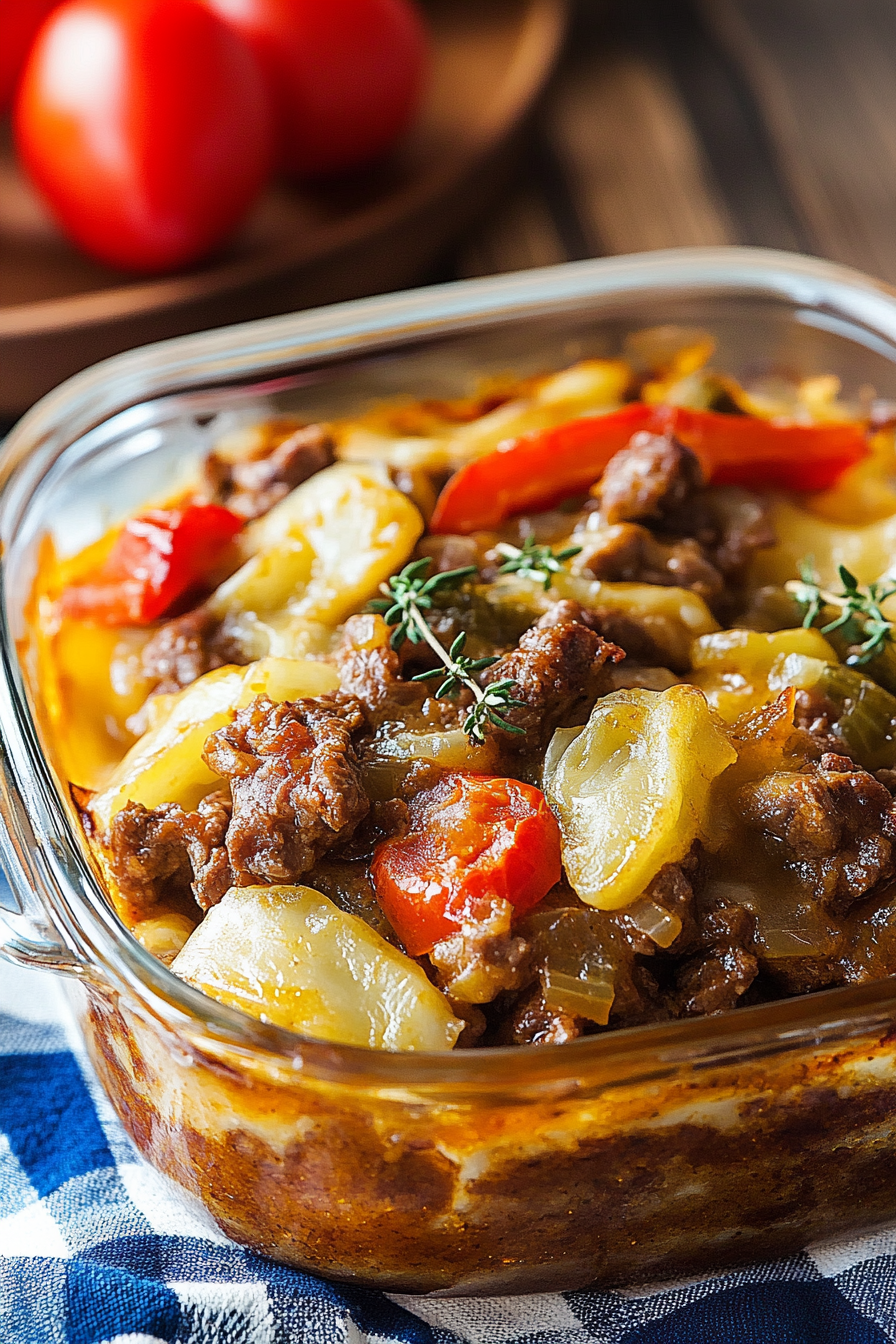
59, 503, 243, 626
429, 404, 870, 534
371, 772, 561, 957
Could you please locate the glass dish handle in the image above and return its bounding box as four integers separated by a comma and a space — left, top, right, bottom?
0, 785, 90, 979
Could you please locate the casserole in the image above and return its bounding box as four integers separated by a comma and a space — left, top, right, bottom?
6, 248, 896, 1293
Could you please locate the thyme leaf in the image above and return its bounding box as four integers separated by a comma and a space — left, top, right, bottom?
373, 559, 523, 743
787, 559, 896, 665
495, 535, 583, 590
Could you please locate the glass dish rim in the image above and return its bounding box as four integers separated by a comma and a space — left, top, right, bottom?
6, 244, 896, 1089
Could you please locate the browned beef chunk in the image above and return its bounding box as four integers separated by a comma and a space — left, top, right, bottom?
336, 614, 414, 714
533, 601, 671, 678
203, 424, 334, 520
429, 897, 532, 1005
708, 487, 777, 580
533, 599, 594, 630
416, 533, 487, 575
671, 940, 759, 1017
336, 613, 466, 733
577, 435, 774, 611
482, 620, 623, 749
140, 607, 246, 695
182, 792, 234, 910
666, 901, 758, 1017
576, 522, 725, 603
596, 433, 705, 526
737, 755, 896, 916
502, 985, 585, 1046
107, 802, 192, 913
203, 693, 369, 885
106, 791, 233, 914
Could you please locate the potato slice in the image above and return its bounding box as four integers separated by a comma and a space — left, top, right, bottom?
690, 627, 837, 722
336, 361, 631, 472
91, 656, 338, 830
751, 498, 896, 590
208, 463, 423, 658
544, 685, 736, 910
172, 885, 464, 1051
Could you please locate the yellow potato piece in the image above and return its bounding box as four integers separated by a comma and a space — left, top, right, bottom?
544, 686, 736, 910
91, 656, 338, 831
210, 463, 423, 644
806, 430, 896, 525
751, 498, 896, 590
690, 627, 837, 722
172, 886, 463, 1052
337, 361, 631, 473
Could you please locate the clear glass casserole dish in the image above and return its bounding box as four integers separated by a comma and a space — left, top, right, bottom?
5, 247, 896, 1296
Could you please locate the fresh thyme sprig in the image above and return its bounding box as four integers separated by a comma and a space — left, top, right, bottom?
370, 558, 525, 744
787, 558, 896, 665
495, 535, 583, 591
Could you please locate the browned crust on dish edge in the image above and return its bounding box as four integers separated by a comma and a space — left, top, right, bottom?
80, 987, 896, 1295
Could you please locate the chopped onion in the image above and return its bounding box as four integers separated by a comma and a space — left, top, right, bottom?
624, 896, 683, 949
543, 966, 615, 1025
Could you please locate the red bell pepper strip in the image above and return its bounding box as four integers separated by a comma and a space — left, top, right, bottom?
664, 406, 869, 492
429, 404, 869, 534
371, 772, 561, 957
59, 503, 243, 626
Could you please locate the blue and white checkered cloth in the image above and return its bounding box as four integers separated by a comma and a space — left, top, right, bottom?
4, 958, 896, 1344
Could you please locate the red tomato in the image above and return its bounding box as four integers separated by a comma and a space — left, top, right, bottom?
372, 773, 562, 957
14, 0, 274, 272
0, 0, 61, 112
201, 0, 428, 177
59, 504, 244, 625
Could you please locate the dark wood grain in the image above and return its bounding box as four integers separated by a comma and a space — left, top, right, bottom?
701, 0, 896, 283
454, 0, 896, 286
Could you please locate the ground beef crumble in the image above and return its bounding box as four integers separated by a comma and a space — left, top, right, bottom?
203, 693, 369, 885
576, 435, 775, 611
203, 423, 334, 520
140, 607, 247, 696
482, 619, 623, 749
738, 753, 896, 916
107, 791, 233, 915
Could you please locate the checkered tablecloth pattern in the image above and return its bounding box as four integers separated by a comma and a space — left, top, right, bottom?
3, 957, 896, 1344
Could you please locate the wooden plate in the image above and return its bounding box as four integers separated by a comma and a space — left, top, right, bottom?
0, 0, 568, 417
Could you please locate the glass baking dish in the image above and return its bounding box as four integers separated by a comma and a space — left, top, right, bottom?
5, 247, 896, 1297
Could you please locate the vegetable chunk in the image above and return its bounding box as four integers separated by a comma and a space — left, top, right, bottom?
91, 656, 338, 830
544, 685, 736, 910
209, 462, 424, 657
171, 885, 464, 1051
371, 772, 562, 957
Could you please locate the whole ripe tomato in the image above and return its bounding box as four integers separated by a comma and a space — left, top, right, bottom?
0, 0, 61, 112
14, 0, 274, 273
201, 0, 428, 177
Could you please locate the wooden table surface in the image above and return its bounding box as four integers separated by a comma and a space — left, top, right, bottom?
443, 0, 896, 287
4, 0, 892, 437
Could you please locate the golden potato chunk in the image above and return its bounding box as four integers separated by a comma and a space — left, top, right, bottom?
544, 685, 736, 910
208, 462, 423, 657
172, 886, 464, 1051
